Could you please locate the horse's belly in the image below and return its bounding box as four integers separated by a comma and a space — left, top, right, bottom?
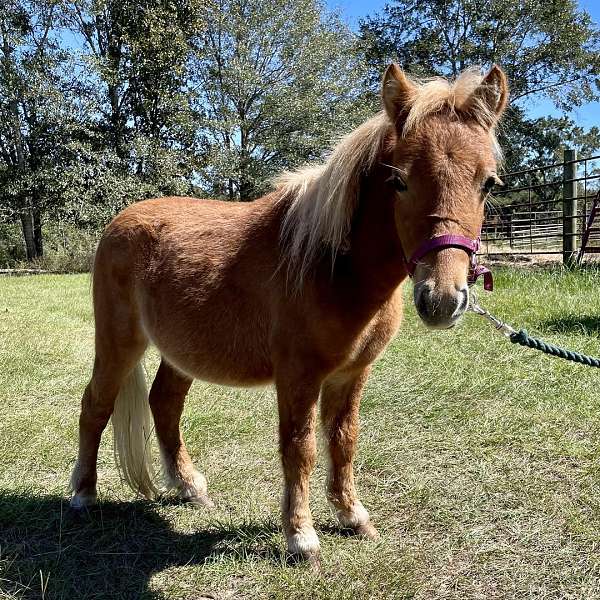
139, 292, 274, 386
149, 328, 274, 386
159, 344, 273, 387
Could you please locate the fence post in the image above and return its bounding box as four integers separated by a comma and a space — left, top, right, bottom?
562, 148, 578, 266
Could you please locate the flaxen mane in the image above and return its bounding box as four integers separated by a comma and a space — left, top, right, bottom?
276, 68, 502, 285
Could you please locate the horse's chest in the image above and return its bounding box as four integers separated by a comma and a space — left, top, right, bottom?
342, 295, 403, 371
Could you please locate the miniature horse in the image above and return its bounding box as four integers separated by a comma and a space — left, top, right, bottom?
70, 64, 508, 562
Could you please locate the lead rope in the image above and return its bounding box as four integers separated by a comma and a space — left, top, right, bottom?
468, 293, 600, 368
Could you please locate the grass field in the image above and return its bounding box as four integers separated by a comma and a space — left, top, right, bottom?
2, 268, 600, 599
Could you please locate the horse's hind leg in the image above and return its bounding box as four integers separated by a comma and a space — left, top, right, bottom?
70, 343, 147, 508
149, 359, 212, 506
320, 367, 379, 539
70, 249, 148, 508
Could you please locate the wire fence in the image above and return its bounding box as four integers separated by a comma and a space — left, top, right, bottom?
481, 151, 600, 262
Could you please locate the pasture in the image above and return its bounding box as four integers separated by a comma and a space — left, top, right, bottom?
1, 268, 600, 599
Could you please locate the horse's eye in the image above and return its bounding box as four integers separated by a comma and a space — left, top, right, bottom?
391, 175, 407, 193
483, 176, 496, 194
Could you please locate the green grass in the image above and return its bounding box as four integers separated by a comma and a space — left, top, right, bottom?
1, 267, 600, 599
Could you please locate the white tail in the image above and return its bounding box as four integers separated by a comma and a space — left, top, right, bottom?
111, 362, 160, 499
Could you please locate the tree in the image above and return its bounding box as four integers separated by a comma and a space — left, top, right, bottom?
190, 0, 370, 201
0, 0, 76, 259
361, 0, 600, 106
0, 0, 373, 263
505, 113, 600, 170
64, 0, 201, 186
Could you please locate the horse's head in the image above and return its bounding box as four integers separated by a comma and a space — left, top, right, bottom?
382, 64, 508, 329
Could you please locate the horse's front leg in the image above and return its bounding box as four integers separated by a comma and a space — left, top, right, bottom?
276, 370, 322, 563
320, 367, 379, 539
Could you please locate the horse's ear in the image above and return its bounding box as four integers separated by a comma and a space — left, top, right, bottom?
464, 65, 509, 127
382, 64, 416, 125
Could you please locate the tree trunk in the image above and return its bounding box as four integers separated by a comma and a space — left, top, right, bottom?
33, 208, 43, 257
20, 208, 37, 261
238, 126, 253, 201
239, 173, 253, 201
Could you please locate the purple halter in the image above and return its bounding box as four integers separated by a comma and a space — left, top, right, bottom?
404, 233, 493, 291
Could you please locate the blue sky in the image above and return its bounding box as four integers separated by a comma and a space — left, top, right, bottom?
328, 0, 600, 128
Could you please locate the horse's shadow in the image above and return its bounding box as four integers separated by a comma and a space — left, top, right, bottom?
541, 315, 600, 336
0, 491, 285, 599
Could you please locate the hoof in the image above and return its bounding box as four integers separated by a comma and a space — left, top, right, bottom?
69, 493, 97, 510
287, 547, 322, 572
354, 520, 380, 541
286, 552, 322, 573
335, 502, 380, 540
287, 528, 321, 568
173, 471, 211, 506
188, 494, 215, 509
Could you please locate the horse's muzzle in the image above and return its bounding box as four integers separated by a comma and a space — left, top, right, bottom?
413, 281, 469, 329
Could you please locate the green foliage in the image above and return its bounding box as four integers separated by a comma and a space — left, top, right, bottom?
51, 138, 198, 227
360, 0, 600, 107
0, 0, 372, 263
31, 221, 99, 272
0, 224, 26, 266
503, 110, 600, 171
0, 0, 80, 259
191, 0, 371, 200
64, 0, 202, 152
0, 221, 97, 271
1, 0, 599, 265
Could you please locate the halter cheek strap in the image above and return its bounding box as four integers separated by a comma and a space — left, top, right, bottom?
404, 233, 493, 291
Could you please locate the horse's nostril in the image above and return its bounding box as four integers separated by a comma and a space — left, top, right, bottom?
416, 286, 431, 318
457, 288, 469, 313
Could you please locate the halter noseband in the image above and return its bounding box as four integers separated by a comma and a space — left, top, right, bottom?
404, 233, 493, 291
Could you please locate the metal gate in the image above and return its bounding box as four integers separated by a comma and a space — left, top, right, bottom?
480, 150, 600, 263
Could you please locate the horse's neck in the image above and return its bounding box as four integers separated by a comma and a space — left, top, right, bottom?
335, 171, 407, 304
